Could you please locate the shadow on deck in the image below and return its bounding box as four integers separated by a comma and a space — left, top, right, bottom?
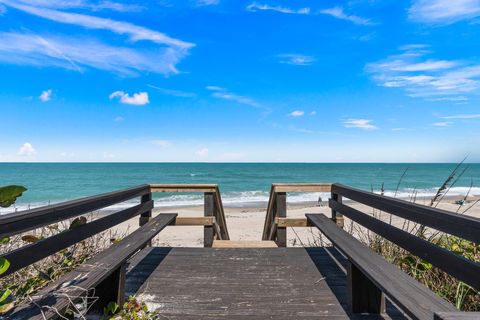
125, 246, 406, 320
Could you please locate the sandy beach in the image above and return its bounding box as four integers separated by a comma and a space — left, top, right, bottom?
108, 195, 480, 247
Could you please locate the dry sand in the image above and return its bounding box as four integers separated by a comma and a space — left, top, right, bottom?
108, 196, 480, 247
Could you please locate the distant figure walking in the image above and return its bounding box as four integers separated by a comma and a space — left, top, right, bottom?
318, 196, 323, 206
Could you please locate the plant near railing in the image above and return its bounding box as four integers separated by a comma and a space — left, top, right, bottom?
0, 185, 27, 315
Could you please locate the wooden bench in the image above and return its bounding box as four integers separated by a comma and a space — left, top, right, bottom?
8, 213, 177, 319
306, 213, 457, 320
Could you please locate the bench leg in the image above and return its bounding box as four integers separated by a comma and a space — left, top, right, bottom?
347, 262, 385, 314
90, 263, 126, 313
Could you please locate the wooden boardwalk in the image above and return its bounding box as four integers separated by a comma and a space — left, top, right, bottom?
125, 247, 404, 319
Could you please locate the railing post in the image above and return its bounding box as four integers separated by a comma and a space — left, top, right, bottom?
276, 192, 287, 247
331, 191, 344, 228
139, 192, 152, 227
90, 263, 126, 313
347, 262, 385, 314
204, 192, 215, 248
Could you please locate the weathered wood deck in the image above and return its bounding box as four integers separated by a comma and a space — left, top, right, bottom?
125, 247, 405, 319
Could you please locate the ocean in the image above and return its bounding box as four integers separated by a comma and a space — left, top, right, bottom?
1, 163, 479, 213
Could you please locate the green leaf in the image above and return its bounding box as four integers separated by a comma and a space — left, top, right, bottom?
0, 237, 10, 245
0, 258, 10, 275
0, 185, 27, 208
0, 289, 11, 304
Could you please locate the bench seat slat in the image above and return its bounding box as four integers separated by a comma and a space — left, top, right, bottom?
9, 213, 177, 320
306, 213, 456, 320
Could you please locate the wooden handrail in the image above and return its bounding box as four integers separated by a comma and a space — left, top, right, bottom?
149, 184, 230, 242
262, 183, 332, 244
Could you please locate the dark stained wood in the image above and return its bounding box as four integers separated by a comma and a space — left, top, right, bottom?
331, 192, 344, 228
126, 247, 349, 319
204, 192, 215, 248
0, 184, 150, 238
213, 186, 229, 240
1, 201, 153, 277
262, 185, 276, 240
306, 213, 457, 320
347, 261, 385, 314
8, 213, 177, 320
90, 263, 127, 313
276, 192, 287, 247
139, 192, 152, 226
332, 183, 480, 243
434, 312, 480, 319
329, 199, 480, 290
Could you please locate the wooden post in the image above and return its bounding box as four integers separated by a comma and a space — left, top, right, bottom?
347, 262, 385, 314
90, 263, 126, 313
276, 192, 287, 247
331, 192, 344, 228
204, 192, 215, 248
139, 192, 152, 227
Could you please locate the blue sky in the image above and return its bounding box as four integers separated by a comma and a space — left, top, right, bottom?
1, 0, 480, 162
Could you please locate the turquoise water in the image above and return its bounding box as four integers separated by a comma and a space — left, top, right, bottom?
1, 163, 479, 212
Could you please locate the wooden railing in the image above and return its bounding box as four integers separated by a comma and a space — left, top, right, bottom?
262, 183, 331, 246
150, 184, 230, 245
328, 183, 480, 291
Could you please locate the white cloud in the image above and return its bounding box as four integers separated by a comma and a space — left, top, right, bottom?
206, 86, 263, 108
39, 89, 52, 102
109, 91, 149, 106
197, 0, 219, 6
366, 45, 480, 100
442, 114, 480, 119
196, 148, 209, 158
113, 116, 124, 122
18, 142, 36, 156
149, 140, 171, 147
6, 0, 143, 12
0, 4, 6, 15
1, 1, 193, 49
147, 84, 196, 98
310, 111, 317, 116
246, 2, 310, 14
320, 7, 374, 26
409, 0, 480, 24
432, 121, 452, 127
289, 110, 304, 117
102, 151, 115, 159
343, 119, 378, 130
277, 54, 314, 66
0, 32, 189, 76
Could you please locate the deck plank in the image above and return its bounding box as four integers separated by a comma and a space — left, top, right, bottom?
125, 247, 405, 319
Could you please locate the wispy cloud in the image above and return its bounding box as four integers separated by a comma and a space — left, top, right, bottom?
277, 54, 315, 66
246, 2, 373, 25
442, 114, 480, 119
366, 45, 480, 101
289, 110, 304, 117
109, 91, 149, 105
196, 148, 209, 158
343, 119, 378, 130
149, 139, 171, 147
206, 86, 263, 108
147, 84, 196, 98
0, 33, 186, 75
246, 2, 310, 15
409, 0, 480, 24
432, 121, 452, 127
196, 0, 220, 6
113, 116, 124, 122
320, 7, 374, 26
39, 89, 52, 102
8, 0, 144, 12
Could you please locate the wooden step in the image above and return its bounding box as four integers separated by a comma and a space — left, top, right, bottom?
213, 240, 278, 248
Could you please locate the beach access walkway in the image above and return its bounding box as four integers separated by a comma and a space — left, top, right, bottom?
1, 184, 479, 319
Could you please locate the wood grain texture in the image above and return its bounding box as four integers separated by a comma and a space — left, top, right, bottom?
212, 240, 278, 248
329, 199, 480, 290
332, 183, 480, 243
306, 213, 456, 320
8, 213, 177, 320
275, 217, 313, 227
0, 184, 150, 238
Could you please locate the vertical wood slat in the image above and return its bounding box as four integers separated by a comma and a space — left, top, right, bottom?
331, 192, 344, 228
347, 261, 385, 314
90, 263, 126, 314
276, 192, 287, 247
204, 192, 215, 248
139, 192, 152, 226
